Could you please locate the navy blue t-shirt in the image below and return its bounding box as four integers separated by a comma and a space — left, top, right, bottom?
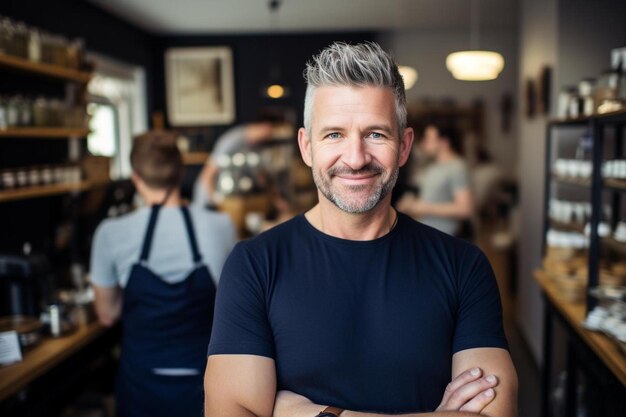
208, 213, 508, 413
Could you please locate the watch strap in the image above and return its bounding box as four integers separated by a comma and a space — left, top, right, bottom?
317, 406, 344, 416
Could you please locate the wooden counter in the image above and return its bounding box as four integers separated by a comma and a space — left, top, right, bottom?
534, 269, 626, 387
0, 321, 108, 402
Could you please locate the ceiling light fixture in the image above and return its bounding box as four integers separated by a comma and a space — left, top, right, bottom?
266, 84, 285, 99
262, 0, 289, 99
398, 66, 418, 90
446, 0, 504, 81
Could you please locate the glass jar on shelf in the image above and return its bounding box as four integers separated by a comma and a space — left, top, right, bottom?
66, 38, 84, 70
27, 27, 41, 62
48, 99, 64, 127
0, 96, 7, 130
33, 96, 49, 126
6, 95, 20, 127
18, 96, 33, 126
40, 31, 53, 64
0, 18, 16, 56
0, 17, 10, 54
12, 21, 28, 59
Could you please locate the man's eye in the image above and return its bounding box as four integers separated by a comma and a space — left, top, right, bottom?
368, 132, 386, 139
326, 132, 341, 139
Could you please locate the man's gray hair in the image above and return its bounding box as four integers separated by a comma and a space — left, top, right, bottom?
303, 41, 407, 135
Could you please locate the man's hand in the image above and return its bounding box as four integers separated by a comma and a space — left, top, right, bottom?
272, 369, 498, 417
437, 368, 498, 413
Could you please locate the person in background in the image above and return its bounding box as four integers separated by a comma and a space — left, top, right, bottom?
397, 124, 474, 237
204, 42, 516, 417
192, 113, 283, 206
89, 130, 236, 417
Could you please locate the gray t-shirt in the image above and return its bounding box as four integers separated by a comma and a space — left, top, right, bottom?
210, 125, 248, 161
193, 126, 248, 205
90, 206, 236, 288
418, 158, 469, 236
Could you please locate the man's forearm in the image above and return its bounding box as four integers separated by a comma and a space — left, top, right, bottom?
416, 201, 471, 219
343, 411, 480, 417
278, 403, 480, 417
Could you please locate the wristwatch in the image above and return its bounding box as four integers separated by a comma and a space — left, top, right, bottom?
316, 406, 344, 417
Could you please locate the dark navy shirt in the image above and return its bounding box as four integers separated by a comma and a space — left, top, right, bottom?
208, 213, 508, 413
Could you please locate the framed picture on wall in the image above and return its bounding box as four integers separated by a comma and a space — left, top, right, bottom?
165, 46, 235, 126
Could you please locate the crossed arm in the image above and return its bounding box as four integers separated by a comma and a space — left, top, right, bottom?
204, 347, 517, 417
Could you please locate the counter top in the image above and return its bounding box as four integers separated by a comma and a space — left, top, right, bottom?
0, 321, 108, 402
534, 269, 626, 387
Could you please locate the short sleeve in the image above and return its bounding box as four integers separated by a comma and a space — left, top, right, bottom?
450, 162, 469, 193
89, 222, 119, 288
208, 242, 275, 358
452, 247, 508, 353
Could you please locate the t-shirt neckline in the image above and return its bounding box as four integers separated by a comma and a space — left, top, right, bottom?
296, 212, 404, 247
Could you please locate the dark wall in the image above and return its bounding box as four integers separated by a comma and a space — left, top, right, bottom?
154, 32, 377, 145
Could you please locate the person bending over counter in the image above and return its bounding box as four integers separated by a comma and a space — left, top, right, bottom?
204, 42, 517, 417
192, 113, 284, 206
90, 130, 235, 417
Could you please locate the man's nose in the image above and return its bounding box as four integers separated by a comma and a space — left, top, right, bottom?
343, 136, 371, 170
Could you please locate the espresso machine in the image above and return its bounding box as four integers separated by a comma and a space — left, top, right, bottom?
0, 250, 55, 317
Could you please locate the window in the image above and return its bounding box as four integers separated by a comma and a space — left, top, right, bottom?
87, 53, 147, 179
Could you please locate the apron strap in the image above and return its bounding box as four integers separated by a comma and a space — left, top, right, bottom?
180, 206, 203, 264
139, 205, 162, 263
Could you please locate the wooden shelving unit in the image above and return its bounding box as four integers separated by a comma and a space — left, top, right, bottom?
549, 109, 626, 125
552, 175, 592, 187
0, 127, 89, 139
602, 236, 626, 255
0, 53, 92, 84
535, 270, 626, 388
539, 108, 626, 417
0, 181, 90, 202
549, 219, 586, 233
604, 178, 626, 191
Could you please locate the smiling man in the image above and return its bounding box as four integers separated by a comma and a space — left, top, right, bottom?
204, 42, 517, 417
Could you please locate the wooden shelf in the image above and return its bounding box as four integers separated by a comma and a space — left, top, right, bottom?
604, 178, 626, 192
0, 321, 108, 402
0, 53, 92, 83
534, 270, 626, 388
182, 152, 209, 166
549, 109, 626, 125
602, 236, 626, 255
0, 180, 108, 203
552, 175, 591, 187
550, 219, 585, 233
0, 127, 90, 138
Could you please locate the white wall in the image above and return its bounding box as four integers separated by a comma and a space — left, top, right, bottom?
516, 0, 559, 364
384, 29, 519, 170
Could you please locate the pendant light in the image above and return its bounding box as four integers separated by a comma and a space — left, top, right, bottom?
446, 0, 504, 81
262, 0, 290, 99
398, 66, 418, 90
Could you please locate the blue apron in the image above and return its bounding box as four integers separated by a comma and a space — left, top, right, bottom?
116, 205, 216, 417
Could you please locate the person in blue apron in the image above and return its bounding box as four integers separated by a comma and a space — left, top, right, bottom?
90, 130, 236, 417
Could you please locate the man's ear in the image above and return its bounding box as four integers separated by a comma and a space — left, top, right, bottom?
297, 127, 313, 168
398, 127, 414, 167
130, 171, 143, 190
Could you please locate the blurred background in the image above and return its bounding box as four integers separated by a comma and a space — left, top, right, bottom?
0, 0, 625, 416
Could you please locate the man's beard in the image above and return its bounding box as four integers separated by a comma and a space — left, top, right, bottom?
312, 160, 399, 214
